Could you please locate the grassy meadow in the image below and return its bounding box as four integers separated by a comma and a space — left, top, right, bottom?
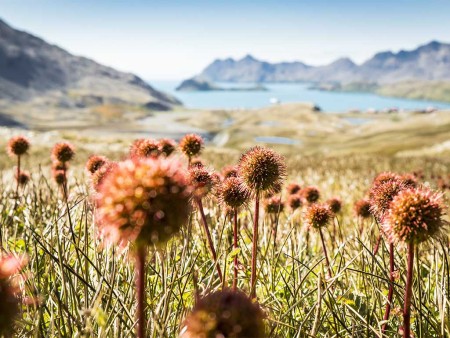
0, 106, 449, 337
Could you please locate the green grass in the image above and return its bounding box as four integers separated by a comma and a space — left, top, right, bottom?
1, 140, 449, 337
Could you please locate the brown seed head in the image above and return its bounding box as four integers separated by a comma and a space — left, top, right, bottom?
219, 177, 249, 209
238, 146, 286, 194
354, 199, 371, 218
86, 155, 108, 174
372, 172, 400, 188
190, 166, 214, 198
382, 188, 446, 244
327, 197, 342, 214
222, 165, 238, 179
301, 186, 320, 204
180, 289, 266, 338
158, 138, 177, 157
52, 169, 66, 186
7, 136, 30, 157
286, 182, 301, 195
91, 162, 118, 192
288, 193, 303, 211
95, 158, 192, 248
369, 179, 406, 221
264, 196, 284, 214
191, 159, 205, 169
179, 134, 204, 158
304, 203, 332, 229
0, 254, 27, 336
51, 142, 75, 163
130, 139, 160, 158
15, 170, 30, 187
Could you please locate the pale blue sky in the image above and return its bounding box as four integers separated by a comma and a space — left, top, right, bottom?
1, 0, 449, 79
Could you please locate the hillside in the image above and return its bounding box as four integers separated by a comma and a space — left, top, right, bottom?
0, 18, 181, 129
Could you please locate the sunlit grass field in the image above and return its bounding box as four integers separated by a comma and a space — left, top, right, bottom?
0, 134, 449, 337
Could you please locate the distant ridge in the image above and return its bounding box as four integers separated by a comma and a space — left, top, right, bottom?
197, 41, 450, 84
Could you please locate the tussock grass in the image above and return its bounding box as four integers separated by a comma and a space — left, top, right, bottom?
0, 144, 449, 337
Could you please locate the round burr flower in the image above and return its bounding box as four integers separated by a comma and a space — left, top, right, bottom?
189, 166, 214, 198
91, 161, 118, 192
222, 165, 238, 179
85, 155, 108, 174
288, 193, 303, 211
304, 203, 332, 229
399, 173, 419, 188
301, 186, 320, 204
382, 188, 446, 245
7, 136, 30, 157
51, 142, 75, 163
95, 158, 192, 248
180, 289, 266, 338
286, 182, 301, 195
190, 159, 205, 169
372, 172, 400, 188
52, 160, 68, 172
52, 169, 66, 186
15, 170, 30, 187
158, 138, 177, 157
219, 177, 249, 209
130, 139, 160, 158
369, 179, 406, 221
238, 146, 286, 194
264, 196, 284, 214
0, 254, 27, 336
179, 133, 204, 158
327, 197, 342, 214
354, 199, 372, 218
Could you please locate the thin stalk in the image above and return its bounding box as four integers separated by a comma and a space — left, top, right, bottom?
381, 243, 395, 335
318, 226, 332, 280
250, 191, 260, 299
403, 242, 415, 338
373, 233, 383, 255
233, 208, 239, 291
135, 246, 147, 338
16, 155, 21, 198
195, 197, 223, 283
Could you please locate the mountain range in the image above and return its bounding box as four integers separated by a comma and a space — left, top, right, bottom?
196, 41, 450, 84
0, 18, 180, 129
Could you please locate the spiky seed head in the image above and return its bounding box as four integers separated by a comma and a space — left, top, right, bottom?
327, 197, 342, 214
52, 160, 68, 171
354, 199, 371, 218
191, 159, 205, 169
180, 289, 266, 338
179, 134, 204, 158
301, 186, 320, 204
369, 179, 406, 221
382, 188, 446, 244
190, 166, 213, 198
91, 162, 118, 192
264, 181, 283, 198
7, 136, 30, 157
238, 146, 286, 194
130, 139, 160, 158
399, 173, 419, 188
288, 193, 303, 211
86, 155, 108, 174
52, 169, 66, 186
222, 165, 238, 179
51, 142, 75, 163
304, 203, 332, 229
0, 254, 27, 336
158, 138, 177, 157
372, 172, 400, 188
286, 182, 301, 195
15, 170, 30, 187
219, 177, 249, 209
264, 196, 284, 214
95, 158, 192, 248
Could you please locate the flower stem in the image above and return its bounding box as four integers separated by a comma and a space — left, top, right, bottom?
318, 227, 332, 280
403, 242, 415, 338
373, 233, 383, 255
233, 208, 238, 292
250, 192, 260, 298
15, 155, 21, 199
135, 246, 147, 338
381, 242, 395, 335
196, 197, 223, 283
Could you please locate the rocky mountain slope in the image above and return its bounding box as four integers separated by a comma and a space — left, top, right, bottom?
0, 18, 181, 129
